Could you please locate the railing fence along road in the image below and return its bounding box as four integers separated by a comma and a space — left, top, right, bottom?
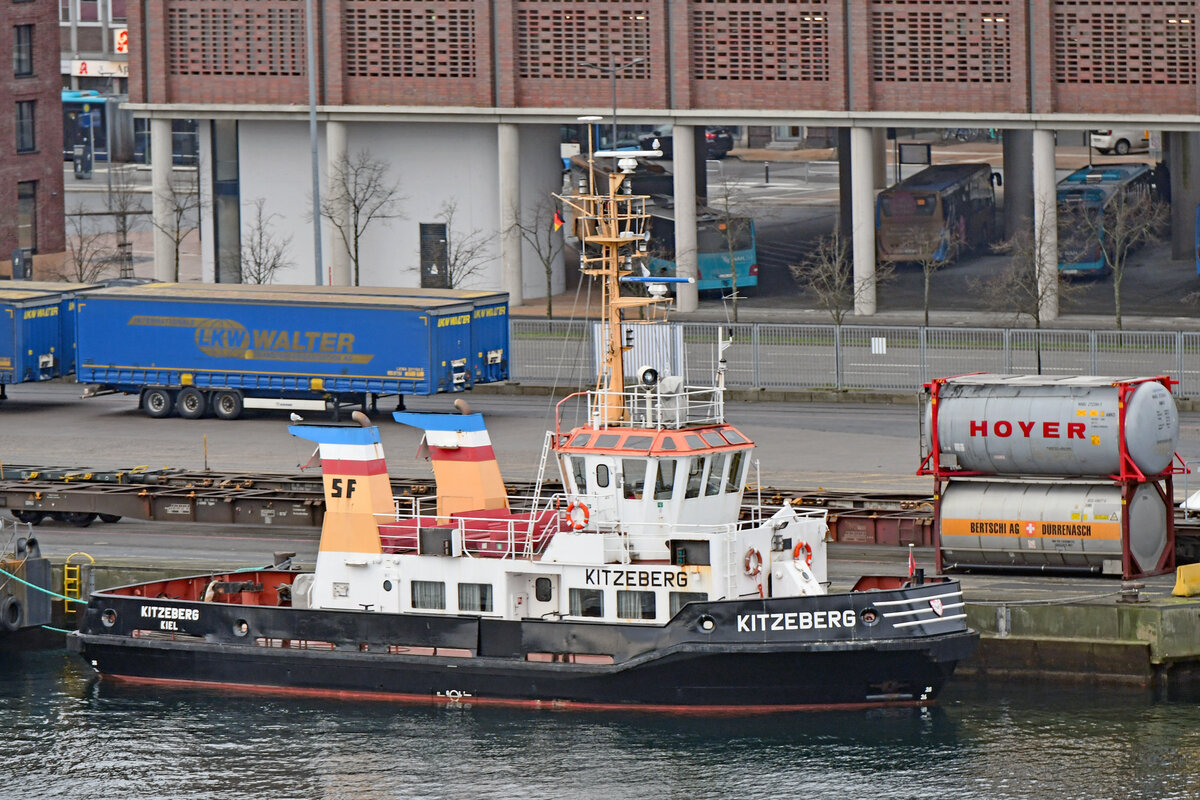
509, 321, 1200, 396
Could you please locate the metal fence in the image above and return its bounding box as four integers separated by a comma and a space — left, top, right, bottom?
510, 320, 1200, 397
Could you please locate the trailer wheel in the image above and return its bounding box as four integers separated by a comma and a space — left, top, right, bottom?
98, 513, 122, 524
11, 510, 44, 525
176, 387, 208, 419
56, 512, 96, 528
143, 388, 174, 418
212, 390, 243, 420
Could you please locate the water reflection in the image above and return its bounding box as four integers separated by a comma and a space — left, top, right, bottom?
2, 651, 1199, 800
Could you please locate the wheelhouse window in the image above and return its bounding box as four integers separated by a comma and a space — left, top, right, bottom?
670, 592, 708, 615
595, 463, 610, 488
684, 457, 704, 499
14, 26, 33, 77
411, 581, 445, 610
725, 451, 745, 494
569, 588, 603, 617
458, 583, 493, 613
653, 459, 677, 499
617, 590, 656, 620
705, 454, 727, 496
622, 459, 647, 500
569, 456, 588, 494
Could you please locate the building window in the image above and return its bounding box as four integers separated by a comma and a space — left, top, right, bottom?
79, 0, 99, 23
16, 101, 35, 153
109, 0, 127, 23
617, 590, 656, 620
14, 26, 33, 77
458, 583, 493, 613
17, 182, 37, 252
411, 581, 445, 610
569, 588, 603, 618
60, 0, 71, 22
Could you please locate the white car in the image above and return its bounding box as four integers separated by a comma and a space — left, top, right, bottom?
1090, 128, 1150, 155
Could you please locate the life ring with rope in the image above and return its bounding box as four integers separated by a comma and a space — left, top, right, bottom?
793, 541, 813, 567
743, 547, 763, 577
565, 501, 590, 531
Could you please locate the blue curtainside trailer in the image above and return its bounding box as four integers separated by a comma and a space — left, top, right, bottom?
138, 284, 510, 388
0, 285, 96, 398
74, 284, 509, 419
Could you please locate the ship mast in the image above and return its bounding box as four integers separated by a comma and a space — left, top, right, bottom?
556, 149, 672, 424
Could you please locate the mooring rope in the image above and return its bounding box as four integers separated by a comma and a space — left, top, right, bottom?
0, 566, 86, 604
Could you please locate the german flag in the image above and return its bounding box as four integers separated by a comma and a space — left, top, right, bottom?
553, 210, 565, 231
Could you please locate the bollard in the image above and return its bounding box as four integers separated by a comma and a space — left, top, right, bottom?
764, 162, 770, 184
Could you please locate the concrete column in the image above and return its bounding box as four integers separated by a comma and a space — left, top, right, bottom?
1166, 132, 1200, 260
1032, 128, 1058, 321
1002, 129, 1034, 241
325, 119, 350, 286
672, 123, 698, 313
872, 128, 888, 189
850, 126, 876, 316
498, 123, 523, 306
150, 117, 175, 281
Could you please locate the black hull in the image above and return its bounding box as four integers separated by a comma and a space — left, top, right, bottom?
69, 578, 979, 710
71, 632, 975, 710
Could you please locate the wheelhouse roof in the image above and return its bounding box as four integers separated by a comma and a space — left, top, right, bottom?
557, 424, 753, 456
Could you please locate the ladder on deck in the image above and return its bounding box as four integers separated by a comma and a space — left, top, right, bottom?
523, 431, 556, 557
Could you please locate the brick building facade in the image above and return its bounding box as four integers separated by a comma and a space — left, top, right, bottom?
128, 0, 1199, 117
3, 0, 66, 273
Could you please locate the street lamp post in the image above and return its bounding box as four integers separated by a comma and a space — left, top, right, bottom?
581, 57, 645, 153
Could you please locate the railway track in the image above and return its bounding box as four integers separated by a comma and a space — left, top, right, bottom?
3, 463, 1199, 561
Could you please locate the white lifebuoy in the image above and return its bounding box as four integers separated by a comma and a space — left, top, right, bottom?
743, 547, 762, 577
566, 501, 590, 531
793, 541, 813, 567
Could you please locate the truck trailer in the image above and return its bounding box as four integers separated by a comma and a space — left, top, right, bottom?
74, 283, 509, 419
0, 284, 94, 397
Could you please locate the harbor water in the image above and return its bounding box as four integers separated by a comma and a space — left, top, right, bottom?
2, 649, 1199, 799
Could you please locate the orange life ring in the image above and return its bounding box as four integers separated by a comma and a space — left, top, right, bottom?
793, 541, 813, 566
566, 500, 590, 531
743, 547, 762, 577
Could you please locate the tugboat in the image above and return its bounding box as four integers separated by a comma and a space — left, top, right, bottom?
68, 155, 978, 710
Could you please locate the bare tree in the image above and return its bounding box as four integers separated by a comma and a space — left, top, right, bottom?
884, 225, 964, 327
151, 167, 203, 282
320, 150, 405, 286
708, 174, 755, 322
239, 198, 293, 284
508, 196, 565, 317
437, 199, 492, 289
978, 209, 1076, 373
790, 232, 893, 324
62, 204, 111, 283
1068, 188, 1168, 330
106, 164, 147, 278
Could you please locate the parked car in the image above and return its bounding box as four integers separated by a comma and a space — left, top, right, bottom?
639, 126, 735, 160
1090, 128, 1150, 155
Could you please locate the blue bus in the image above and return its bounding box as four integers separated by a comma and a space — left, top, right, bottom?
1056, 162, 1155, 275
644, 205, 758, 294
62, 90, 132, 162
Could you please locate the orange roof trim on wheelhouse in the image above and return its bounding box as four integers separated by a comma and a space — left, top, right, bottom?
556, 425, 752, 457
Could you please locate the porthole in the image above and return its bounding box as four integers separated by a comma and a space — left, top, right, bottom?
860, 608, 879, 626
233, 619, 249, 637
383, 580, 393, 592
101, 608, 117, 628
